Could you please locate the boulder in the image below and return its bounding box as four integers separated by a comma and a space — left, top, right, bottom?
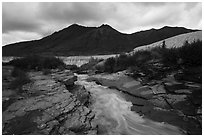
69, 85, 90, 106
63, 75, 77, 87
51, 70, 77, 87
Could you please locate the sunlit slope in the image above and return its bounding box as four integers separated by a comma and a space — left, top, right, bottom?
130, 31, 202, 54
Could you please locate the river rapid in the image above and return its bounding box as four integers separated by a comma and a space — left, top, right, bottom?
75, 74, 183, 135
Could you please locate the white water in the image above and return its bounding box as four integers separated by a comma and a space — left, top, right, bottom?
58, 55, 117, 66
2, 54, 117, 67
75, 74, 183, 135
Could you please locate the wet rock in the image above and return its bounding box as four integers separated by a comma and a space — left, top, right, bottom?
129, 86, 153, 99
63, 75, 77, 87
69, 85, 90, 106
149, 95, 171, 109
63, 106, 94, 134
90, 74, 153, 99
89, 71, 202, 135
123, 81, 141, 88
131, 103, 154, 116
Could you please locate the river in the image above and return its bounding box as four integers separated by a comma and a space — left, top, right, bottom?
75, 74, 183, 135
2, 54, 117, 67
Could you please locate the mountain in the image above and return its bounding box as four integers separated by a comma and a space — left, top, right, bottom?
130, 26, 199, 47
2, 24, 199, 56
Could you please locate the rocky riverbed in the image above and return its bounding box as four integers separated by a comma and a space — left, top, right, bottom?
87, 71, 202, 134
2, 69, 96, 135
75, 74, 183, 135
2, 67, 202, 135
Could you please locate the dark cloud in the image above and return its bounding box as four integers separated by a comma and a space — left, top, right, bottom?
2, 15, 41, 33
2, 2, 42, 33
2, 2, 202, 45
39, 3, 104, 22
38, 2, 118, 27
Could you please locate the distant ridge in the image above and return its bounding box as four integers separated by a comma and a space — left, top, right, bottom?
2, 24, 200, 56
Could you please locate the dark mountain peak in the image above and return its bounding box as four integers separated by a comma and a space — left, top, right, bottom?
99, 24, 112, 28
160, 26, 188, 30
50, 24, 87, 35
59, 23, 95, 33
40, 23, 97, 43
150, 28, 156, 30
96, 24, 121, 35
3, 24, 199, 56
98, 24, 115, 31
162, 25, 173, 28
64, 24, 89, 31
68, 23, 86, 28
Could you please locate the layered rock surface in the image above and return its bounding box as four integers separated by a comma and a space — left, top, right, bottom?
2, 70, 97, 135
88, 71, 202, 134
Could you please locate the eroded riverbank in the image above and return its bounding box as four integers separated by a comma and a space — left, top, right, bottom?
83, 71, 202, 135
2, 67, 201, 135
75, 74, 183, 135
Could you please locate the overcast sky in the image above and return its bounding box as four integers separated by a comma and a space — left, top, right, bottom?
2, 2, 202, 45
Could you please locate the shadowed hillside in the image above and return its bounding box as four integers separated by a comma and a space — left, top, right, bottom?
2, 24, 199, 56
130, 26, 198, 47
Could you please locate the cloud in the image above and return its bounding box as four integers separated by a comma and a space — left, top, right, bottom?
2, 31, 42, 45
38, 2, 118, 28
102, 2, 202, 33
2, 2, 42, 33
39, 3, 104, 23
2, 2, 202, 45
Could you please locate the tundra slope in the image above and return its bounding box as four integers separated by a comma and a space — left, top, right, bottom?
130, 31, 202, 53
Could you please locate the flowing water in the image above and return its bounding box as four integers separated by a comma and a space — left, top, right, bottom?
2, 54, 117, 67
75, 74, 183, 135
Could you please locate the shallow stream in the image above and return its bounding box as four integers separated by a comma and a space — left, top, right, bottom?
75, 74, 183, 135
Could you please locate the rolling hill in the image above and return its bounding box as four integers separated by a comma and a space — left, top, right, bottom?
130, 31, 202, 54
